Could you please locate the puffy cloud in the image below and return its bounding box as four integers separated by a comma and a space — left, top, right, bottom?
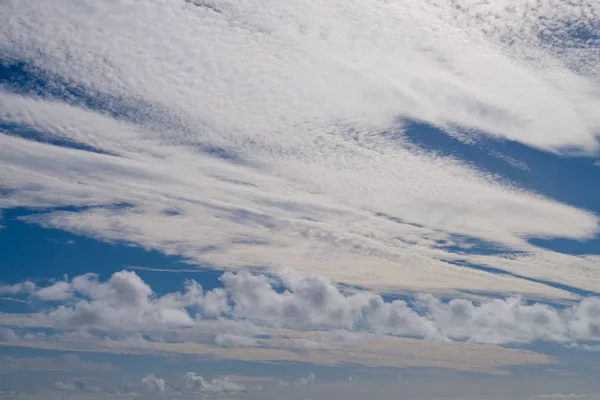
34, 281, 73, 301
418, 294, 569, 344
55, 381, 78, 392
55, 380, 102, 393
279, 372, 316, 387
183, 372, 246, 394
43, 271, 197, 332
2, 269, 600, 348
0, 327, 17, 341
141, 375, 165, 394
566, 343, 600, 352
222, 269, 438, 337
298, 372, 315, 387
0, 281, 36, 296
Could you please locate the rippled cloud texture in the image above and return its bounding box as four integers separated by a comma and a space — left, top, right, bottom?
1, 0, 600, 399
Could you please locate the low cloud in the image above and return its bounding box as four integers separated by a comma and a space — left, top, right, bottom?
34, 281, 74, 301
0, 327, 17, 342
279, 372, 316, 387
0, 282, 36, 296
141, 375, 165, 394
183, 372, 246, 394
538, 394, 587, 399
55, 380, 103, 394
1, 269, 599, 346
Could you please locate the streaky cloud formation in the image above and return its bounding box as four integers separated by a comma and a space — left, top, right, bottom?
2, 0, 600, 398
0, 0, 599, 300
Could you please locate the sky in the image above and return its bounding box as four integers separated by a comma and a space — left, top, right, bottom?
0, 0, 599, 399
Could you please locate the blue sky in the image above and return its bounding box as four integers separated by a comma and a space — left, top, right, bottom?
1, 1, 600, 399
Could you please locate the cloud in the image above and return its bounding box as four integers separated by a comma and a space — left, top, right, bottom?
279, 372, 316, 387
214, 333, 259, 348
0, 354, 118, 372
538, 394, 587, 399
298, 372, 316, 387
1, 269, 599, 348
141, 375, 165, 394
183, 372, 246, 394
2, 0, 600, 152
0, 327, 17, 341
0, 325, 552, 374
0, 0, 599, 302
55, 380, 103, 394
34, 281, 73, 301
0, 282, 36, 296
566, 343, 600, 352
55, 381, 79, 392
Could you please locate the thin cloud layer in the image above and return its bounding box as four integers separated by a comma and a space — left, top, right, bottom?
2, 0, 599, 151
0, 91, 598, 299
0, 0, 599, 300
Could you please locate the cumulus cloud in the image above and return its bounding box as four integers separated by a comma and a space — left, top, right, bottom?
0, 0, 599, 302
0, 327, 17, 341
566, 343, 600, 352
34, 270, 218, 332
183, 372, 246, 394
33, 281, 73, 301
0, 281, 36, 296
1, 269, 600, 347
279, 372, 316, 388
55, 380, 102, 394
55, 381, 79, 392
298, 372, 316, 387
141, 375, 165, 394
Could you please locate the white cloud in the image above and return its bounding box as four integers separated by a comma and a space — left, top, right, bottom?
141, 375, 165, 394
538, 393, 587, 399
0, 327, 17, 341
183, 372, 246, 394
0, 281, 36, 296
0, 0, 599, 301
566, 343, 600, 352
279, 372, 316, 388
214, 333, 258, 348
1, 269, 599, 347
2, 0, 599, 152
55, 381, 78, 393
34, 281, 73, 301
55, 380, 103, 394
298, 372, 316, 387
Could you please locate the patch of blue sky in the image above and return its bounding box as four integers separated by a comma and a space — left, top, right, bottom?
444, 259, 600, 299
401, 121, 600, 256
0, 61, 152, 126
0, 208, 223, 296
0, 121, 115, 156
0, 60, 245, 163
